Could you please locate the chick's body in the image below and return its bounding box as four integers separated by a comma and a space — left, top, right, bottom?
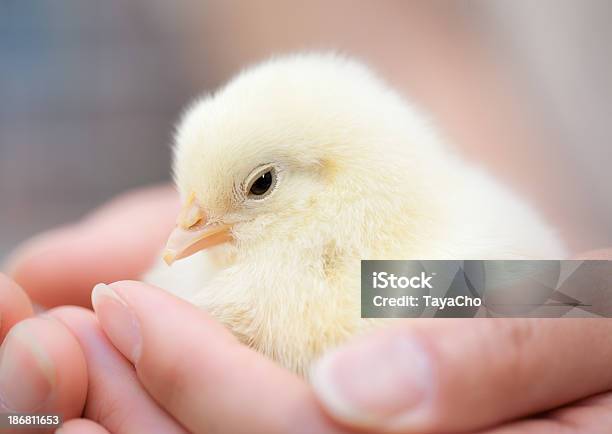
145, 53, 566, 376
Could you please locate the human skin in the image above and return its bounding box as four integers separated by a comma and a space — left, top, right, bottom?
0, 275, 87, 434
2, 186, 612, 433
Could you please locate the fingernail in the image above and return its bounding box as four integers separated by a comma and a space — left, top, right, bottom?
0, 320, 55, 411
91, 283, 142, 363
311, 333, 433, 431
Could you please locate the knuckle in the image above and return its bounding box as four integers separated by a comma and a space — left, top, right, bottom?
89, 391, 132, 433
499, 319, 540, 385
504, 319, 538, 353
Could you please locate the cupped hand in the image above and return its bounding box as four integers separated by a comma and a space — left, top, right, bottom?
312, 315, 612, 433
85, 278, 612, 434
0, 185, 179, 433
5, 185, 612, 433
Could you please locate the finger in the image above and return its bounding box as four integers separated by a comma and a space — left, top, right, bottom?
0, 274, 34, 340
311, 318, 612, 433
0, 317, 87, 420
91, 281, 347, 434
49, 306, 186, 434
58, 419, 111, 434
5, 185, 179, 308
478, 420, 576, 434
478, 392, 612, 434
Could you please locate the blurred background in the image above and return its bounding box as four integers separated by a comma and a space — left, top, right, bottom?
1, 0, 611, 260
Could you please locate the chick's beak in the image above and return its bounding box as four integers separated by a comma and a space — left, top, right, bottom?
163, 194, 232, 265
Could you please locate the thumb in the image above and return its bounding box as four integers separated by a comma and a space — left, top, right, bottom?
90, 280, 345, 434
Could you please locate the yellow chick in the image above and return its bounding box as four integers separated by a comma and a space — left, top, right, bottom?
145, 53, 567, 376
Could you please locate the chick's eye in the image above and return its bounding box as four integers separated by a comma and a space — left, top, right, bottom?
248, 170, 274, 198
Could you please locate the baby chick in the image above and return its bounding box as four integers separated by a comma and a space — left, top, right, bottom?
145, 53, 566, 376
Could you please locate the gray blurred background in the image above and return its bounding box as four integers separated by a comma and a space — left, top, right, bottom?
1, 0, 611, 260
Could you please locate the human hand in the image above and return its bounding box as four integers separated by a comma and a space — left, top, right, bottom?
6, 185, 612, 433
308, 248, 612, 433
312, 312, 612, 432
1, 185, 180, 433
83, 276, 612, 434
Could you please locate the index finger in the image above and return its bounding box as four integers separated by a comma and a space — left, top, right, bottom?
4, 185, 179, 308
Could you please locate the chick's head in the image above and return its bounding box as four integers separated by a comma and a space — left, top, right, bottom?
164, 53, 443, 264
